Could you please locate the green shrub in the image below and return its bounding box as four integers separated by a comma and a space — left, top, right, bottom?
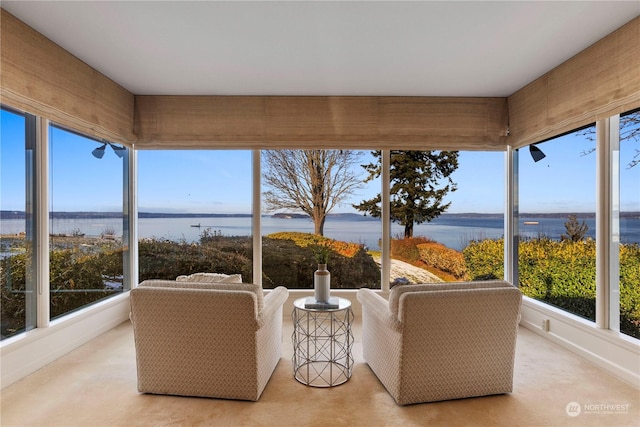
463, 238, 640, 339
2, 244, 125, 338
417, 242, 468, 279
390, 236, 433, 264
463, 238, 504, 280
266, 232, 364, 258
1, 249, 31, 338
49, 248, 124, 319
138, 237, 253, 282
620, 243, 640, 335
263, 233, 379, 289
137, 233, 380, 290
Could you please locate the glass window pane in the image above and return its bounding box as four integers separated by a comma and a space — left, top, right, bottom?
619, 110, 640, 340
1, 108, 37, 340
49, 126, 128, 320
379, 150, 504, 286
518, 127, 597, 322
137, 150, 252, 283
261, 149, 380, 290
446, 151, 505, 283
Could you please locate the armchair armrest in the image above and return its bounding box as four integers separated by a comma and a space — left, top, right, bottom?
257, 286, 288, 328
357, 288, 401, 332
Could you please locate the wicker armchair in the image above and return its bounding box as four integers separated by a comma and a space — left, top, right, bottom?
357, 280, 522, 405
130, 280, 288, 401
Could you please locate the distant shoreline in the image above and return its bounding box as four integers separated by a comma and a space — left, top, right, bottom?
1, 210, 639, 221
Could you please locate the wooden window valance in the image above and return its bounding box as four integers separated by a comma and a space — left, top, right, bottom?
508, 16, 640, 149
133, 95, 510, 151
0, 9, 136, 146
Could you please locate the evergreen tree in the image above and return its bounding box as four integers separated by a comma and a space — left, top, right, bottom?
354, 150, 459, 238
561, 214, 589, 242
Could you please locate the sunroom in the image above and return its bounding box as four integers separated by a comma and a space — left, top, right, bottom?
1, 2, 639, 425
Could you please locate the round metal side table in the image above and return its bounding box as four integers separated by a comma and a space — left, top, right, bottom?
291, 297, 354, 387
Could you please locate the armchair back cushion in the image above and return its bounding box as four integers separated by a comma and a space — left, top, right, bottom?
388, 279, 513, 322
176, 272, 243, 283
138, 279, 264, 312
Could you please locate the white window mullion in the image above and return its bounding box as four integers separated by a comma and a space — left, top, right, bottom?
504, 145, 519, 285
609, 115, 621, 332
36, 117, 50, 328
252, 149, 262, 287
128, 147, 138, 288
595, 116, 620, 331
595, 118, 609, 329
381, 150, 390, 291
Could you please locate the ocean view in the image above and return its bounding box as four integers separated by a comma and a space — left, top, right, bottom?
2, 213, 639, 252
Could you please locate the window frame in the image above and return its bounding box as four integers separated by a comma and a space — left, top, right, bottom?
0, 107, 39, 338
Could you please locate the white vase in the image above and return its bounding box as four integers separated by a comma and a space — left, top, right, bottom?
314, 263, 331, 303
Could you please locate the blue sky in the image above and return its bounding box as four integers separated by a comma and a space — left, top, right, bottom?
2, 109, 638, 214
137, 150, 508, 214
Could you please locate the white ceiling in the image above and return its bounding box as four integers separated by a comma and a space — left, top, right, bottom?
3, 1, 639, 97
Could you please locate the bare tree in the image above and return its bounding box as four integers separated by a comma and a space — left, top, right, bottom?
262, 150, 363, 235
578, 111, 640, 168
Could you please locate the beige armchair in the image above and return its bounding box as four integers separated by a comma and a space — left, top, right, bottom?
130, 280, 288, 401
357, 280, 522, 405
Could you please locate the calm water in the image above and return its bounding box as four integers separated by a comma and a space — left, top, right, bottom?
2, 215, 639, 251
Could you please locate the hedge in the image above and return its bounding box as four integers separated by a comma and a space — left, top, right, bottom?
463, 238, 640, 339
416, 241, 468, 279
1, 244, 124, 338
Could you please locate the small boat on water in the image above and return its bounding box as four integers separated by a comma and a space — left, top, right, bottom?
523, 221, 539, 225
191, 223, 201, 228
